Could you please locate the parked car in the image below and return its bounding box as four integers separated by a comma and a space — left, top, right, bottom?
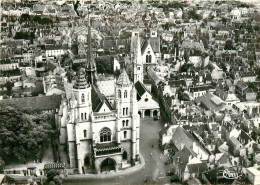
154, 116, 159, 121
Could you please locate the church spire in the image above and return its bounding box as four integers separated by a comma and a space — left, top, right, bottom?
86, 12, 96, 85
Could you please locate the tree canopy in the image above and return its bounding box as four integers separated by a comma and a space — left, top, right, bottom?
45, 169, 62, 185
0, 107, 55, 163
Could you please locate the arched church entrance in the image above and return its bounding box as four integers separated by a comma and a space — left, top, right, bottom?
138, 111, 141, 117
145, 110, 150, 117
153, 110, 158, 117
100, 158, 116, 173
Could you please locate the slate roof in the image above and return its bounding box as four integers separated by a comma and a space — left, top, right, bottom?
236, 81, 248, 90
229, 136, 241, 146
135, 81, 147, 100
97, 80, 115, 97
117, 69, 131, 86
240, 130, 252, 145
189, 85, 211, 93
172, 146, 197, 174
187, 162, 208, 173
194, 93, 225, 112
149, 37, 160, 53
171, 126, 197, 150
92, 85, 114, 112
141, 39, 150, 55
0, 95, 62, 111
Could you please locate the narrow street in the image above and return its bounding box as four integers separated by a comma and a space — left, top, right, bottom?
63, 117, 172, 185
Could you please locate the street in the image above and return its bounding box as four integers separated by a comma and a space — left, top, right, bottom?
63, 117, 172, 185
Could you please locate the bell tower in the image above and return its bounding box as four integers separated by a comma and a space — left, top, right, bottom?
115, 69, 140, 163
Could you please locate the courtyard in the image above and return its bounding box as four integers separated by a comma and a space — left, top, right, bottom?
63, 117, 174, 185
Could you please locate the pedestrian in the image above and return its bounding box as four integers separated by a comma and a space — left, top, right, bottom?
150, 152, 152, 156
152, 144, 153, 148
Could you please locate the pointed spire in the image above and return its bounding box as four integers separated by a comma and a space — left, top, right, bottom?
86, 13, 95, 71
85, 12, 96, 85
117, 68, 131, 86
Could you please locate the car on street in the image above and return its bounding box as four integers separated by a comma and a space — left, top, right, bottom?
154, 116, 159, 121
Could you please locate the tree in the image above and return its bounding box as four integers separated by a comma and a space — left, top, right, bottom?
45, 170, 62, 185
0, 157, 5, 172
0, 107, 55, 163
224, 40, 233, 50
20, 14, 30, 24
180, 63, 194, 73
33, 16, 41, 23
66, 71, 73, 83
5, 81, 14, 96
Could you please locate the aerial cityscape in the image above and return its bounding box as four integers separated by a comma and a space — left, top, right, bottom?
0, 0, 260, 184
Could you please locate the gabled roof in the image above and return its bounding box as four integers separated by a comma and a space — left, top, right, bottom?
236, 81, 248, 90
171, 126, 197, 150
141, 39, 150, 55
92, 85, 114, 112
172, 146, 197, 174
149, 37, 160, 53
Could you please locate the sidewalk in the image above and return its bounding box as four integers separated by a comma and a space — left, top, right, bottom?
65, 154, 145, 179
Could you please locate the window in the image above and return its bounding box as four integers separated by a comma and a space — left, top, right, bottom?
126, 108, 128, 115
124, 131, 127, 138
146, 54, 151, 63
81, 94, 85, 103
122, 120, 125, 127
84, 113, 87, 120
100, 128, 111, 142
145, 98, 148, 102
123, 108, 125, 115
138, 67, 140, 70
81, 113, 83, 120
126, 120, 129, 127
83, 130, 87, 137
124, 90, 127, 98
118, 90, 121, 98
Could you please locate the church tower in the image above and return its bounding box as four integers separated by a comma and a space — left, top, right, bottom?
115, 69, 140, 163
71, 68, 93, 174
85, 13, 96, 85
132, 30, 143, 84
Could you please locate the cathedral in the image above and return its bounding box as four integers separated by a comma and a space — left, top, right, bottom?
57, 17, 140, 174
